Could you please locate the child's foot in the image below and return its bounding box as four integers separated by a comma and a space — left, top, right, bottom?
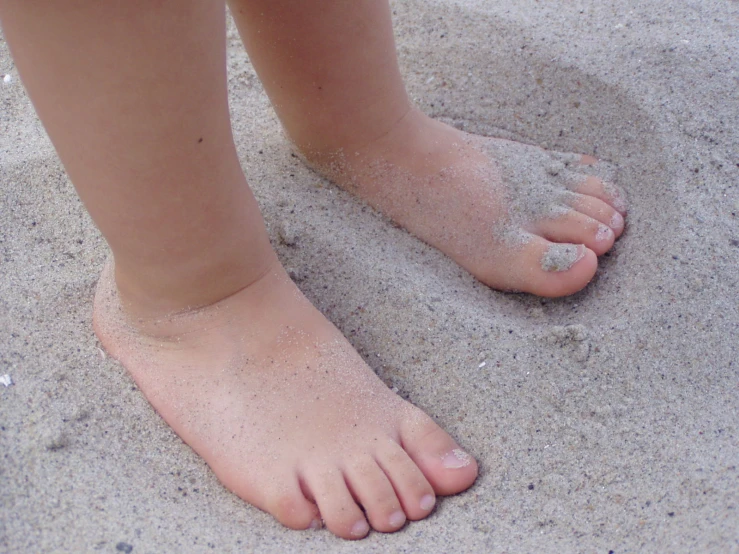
93, 260, 478, 540
303, 108, 627, 297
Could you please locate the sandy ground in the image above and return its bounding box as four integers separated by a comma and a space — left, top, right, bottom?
1, 0, 738, 552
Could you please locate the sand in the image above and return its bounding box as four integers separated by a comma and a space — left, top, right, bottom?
1, 0, 738, 552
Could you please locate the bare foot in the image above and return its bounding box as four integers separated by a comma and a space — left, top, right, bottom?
303, 108, 627, 297
93, 260, 478, 539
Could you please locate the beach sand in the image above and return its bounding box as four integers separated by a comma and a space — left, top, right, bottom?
1, 0, 737, 551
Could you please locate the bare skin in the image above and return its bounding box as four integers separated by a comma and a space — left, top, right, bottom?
2, 0, 626, 540
305, 109, 627, 297
94, 260, 477, 538
231, 0, 627, 297
0, 0, 477, 540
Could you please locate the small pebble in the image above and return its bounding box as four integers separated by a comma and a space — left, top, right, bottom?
546, 324, 588, 344
277, 220, 298, 246
529, 305, 546, 318
116, 542, 134, 553
286, 267, 304, 282
546, 161, 565, 176
568, 324, 589, 342
0, 374, 13, 387
3, 74, 11, 84
573, 341, 591, 362
43, 427, 69, 451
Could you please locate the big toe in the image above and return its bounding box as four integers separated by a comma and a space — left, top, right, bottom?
479, 234, 598, 297
400, 413, 478, 496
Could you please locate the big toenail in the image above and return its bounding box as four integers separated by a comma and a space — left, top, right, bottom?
610, 212, 624, 230
596, 224, 613, 242
442, 448, 473, 469
420, 494, 436, 511
540, 244, 584, 272
389, 510, 406, 528
350, 520, 370, 537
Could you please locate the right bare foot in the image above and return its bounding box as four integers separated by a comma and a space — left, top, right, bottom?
301, 109, 627, 297
93, 260, 478, 539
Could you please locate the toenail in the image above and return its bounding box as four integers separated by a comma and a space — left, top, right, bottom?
442, 448, 473, 469
603, 182, 628, 212
540, 243, 585, 272
596, 224, 613, 242
610, 212, 624, 230
420, 494, 436, 511
389, 510, 406, 528
350, 519, 370, 537
309, 519, 323, 530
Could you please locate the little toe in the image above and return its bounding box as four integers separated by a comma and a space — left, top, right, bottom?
570, 194, 625, 238
572, 175, 628, 214
304, 467, 369, 539
344, 456, 407, 533
399, 413, 478, 497
375, 439, 436, 520
536, 210, 616, 256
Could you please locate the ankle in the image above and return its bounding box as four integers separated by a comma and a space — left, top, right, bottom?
297, 108, 455, 181
288, 100, 415, 164
111, 246, 280, 323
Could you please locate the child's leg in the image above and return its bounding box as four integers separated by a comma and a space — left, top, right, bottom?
229, 0, 627, 297
0, 0, 477, 539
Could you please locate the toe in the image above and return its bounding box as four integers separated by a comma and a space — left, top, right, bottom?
570, 194, 625, 238
232, 475, 321, 531
573, 175, 628, 214
344, 456, 407, 533
375, 439, 436, 521
263, 481, 322, 531
491, 234, 598, 297
579, 154, 599, 166
399, 412, 478, 497
304, 467, 369, 539
536, 210, 616, 256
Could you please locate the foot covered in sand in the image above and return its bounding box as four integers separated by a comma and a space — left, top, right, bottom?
303, 108, 627, 297
93, 261, 478, 540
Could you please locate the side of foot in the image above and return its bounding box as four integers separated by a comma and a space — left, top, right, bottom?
302, 108, 627, 297
93, 260, 478, 539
